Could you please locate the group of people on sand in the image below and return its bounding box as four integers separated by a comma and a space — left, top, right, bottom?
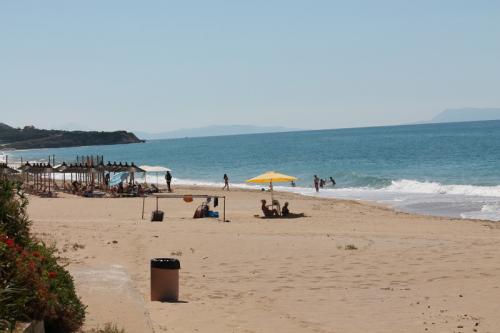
313, 175, 336, 192
261, 199, 288, 217
261, 199, 304, 218
70, 178, 159, 197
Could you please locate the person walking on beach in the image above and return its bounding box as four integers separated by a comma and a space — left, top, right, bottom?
222, 173, 230, 191
314, 175, 320, 192
165, 171, 172, 192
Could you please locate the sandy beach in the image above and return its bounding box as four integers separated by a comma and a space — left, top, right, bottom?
26, 186, 500, 333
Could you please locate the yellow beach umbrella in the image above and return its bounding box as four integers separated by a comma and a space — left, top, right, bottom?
246, 171, 297, 184
246, 171, 297, 208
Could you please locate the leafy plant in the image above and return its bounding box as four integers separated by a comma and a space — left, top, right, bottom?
0, 179, 86, 332
0, 181, 30, 245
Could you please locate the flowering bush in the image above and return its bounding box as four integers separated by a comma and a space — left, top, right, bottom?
0, 180, 85, 332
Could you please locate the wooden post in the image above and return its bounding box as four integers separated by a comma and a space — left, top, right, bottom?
223, 196, 226, 222
142, 197, 145, 220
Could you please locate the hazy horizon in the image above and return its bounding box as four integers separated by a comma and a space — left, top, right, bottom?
2, 1, 500, 132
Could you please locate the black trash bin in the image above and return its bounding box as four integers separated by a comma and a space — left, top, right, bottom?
150, 258, 180, 302
151, 210, 164, 222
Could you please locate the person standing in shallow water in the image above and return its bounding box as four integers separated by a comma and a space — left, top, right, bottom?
330, 177, 336, 186
314, 175, 320, 192
222, 174, 229, 191
165, 171, 172, 192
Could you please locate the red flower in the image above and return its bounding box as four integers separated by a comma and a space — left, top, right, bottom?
48, 271, 57, 279
29, 261, 36, 270
5, 239, 15, 248
32, 251, 40, 258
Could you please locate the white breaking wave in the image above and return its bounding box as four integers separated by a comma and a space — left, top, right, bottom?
148, 177, 500, 199
461, 203, 500, 221
384, 179, 500, 197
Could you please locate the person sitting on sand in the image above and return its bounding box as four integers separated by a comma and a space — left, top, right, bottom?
261, 199, 280, 217
281, 201, 305, 218
72, 180, 81, 194
282, 202, 290, 216
137, 183, 144, 196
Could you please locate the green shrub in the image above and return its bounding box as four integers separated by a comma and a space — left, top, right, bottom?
0, 181, 30, 245
0, 286, 27, 331
0, 180, 86, 332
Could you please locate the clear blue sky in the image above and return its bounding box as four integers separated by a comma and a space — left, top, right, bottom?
1, 1, 499, 132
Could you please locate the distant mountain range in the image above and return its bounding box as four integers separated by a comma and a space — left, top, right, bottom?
0, 123, 143, 150
134, 125, 301, 140
427, 108, 500, 124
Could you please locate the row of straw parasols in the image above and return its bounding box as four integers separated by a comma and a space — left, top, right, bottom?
18, 161, 146, 191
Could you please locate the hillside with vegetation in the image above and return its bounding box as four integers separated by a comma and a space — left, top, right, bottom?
0, 123, 143, 150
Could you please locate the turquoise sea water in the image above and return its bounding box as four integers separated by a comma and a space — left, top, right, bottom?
6, 120, 500, 221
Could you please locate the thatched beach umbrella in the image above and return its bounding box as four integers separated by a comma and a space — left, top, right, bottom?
55, 162, 69, 186
74, 163, 85, 183
118, 162, 145, 183
0, 163, 18, 179
126, 162, 145, 174
18, 162, 31, 183
104, 161, 114, 172
17, 161, 31, 172
108, 162, 120, 173
93, 161, 107, 187
64, 163, 77, 183
116, 162, 126, 173
54, 162, 68, 172
43, 163, 55, 191
28, 163, 45, 189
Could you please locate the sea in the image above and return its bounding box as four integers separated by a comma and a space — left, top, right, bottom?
5, 120, 500, 221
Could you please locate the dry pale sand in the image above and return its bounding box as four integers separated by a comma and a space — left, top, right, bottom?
27, 186, 500, 333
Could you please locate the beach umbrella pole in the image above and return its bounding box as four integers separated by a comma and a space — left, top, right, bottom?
270, 181, 274, 210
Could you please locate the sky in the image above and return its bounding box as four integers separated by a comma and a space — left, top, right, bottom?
1, 1, 500, 132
